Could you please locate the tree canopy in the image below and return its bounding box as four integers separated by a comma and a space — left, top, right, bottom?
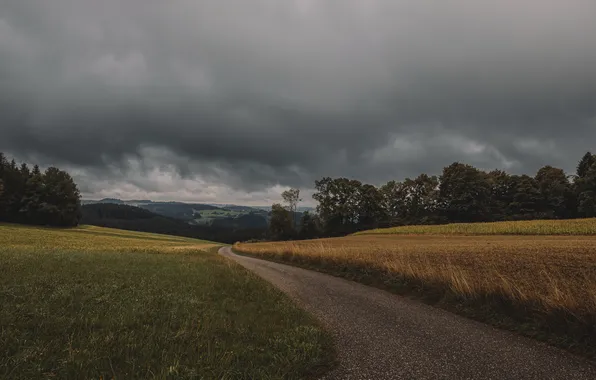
292, 151, 596, 239
0, 153, 81, 227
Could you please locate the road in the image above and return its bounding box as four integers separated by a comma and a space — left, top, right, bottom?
219, 247, 596, 380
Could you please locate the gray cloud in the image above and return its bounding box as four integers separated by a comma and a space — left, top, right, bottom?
1, 1, 596, 203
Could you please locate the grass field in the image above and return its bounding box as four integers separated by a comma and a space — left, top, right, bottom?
358, 217, 596, 235
0, 224, 333, 379
234, 226, 596, 357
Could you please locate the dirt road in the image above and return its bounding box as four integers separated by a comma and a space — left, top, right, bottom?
219, 246, 596, 379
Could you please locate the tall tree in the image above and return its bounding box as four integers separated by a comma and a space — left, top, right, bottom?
313, 177, 362, 235
535, 166, 575, 219
507, 175, 544, 220
269, 203, 294, 240
356, 184, 388, 229
40, 167, 81, 226
20, 165, 44, 222
298, 211, 321, 240
438, 163, 491, 222
281, 188, 301, 229
575, 161, 596, 217
576, 152, 595, 179
406, 174, 440, 224
0, 153, 7, 216
486, 170, 516, 221
380, 180, 407, 225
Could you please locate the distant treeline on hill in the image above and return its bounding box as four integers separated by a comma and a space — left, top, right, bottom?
0, 153, 81, 227
305, 151, 596, 237
81, 203, 267, 244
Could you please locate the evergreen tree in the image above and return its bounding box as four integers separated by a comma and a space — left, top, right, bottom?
0, 153, 81, 227
576, 152, 595, 179
20, 165, 44, 222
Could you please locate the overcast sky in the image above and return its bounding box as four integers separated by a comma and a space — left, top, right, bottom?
1, 1, 596, 205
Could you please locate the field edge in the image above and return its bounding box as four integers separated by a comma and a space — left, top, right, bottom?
231, 244, 596, 361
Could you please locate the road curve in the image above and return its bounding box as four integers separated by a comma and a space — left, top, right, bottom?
219, 247, 596, 380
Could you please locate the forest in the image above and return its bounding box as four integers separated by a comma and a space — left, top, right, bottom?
0, 153, 81, 227
269, 152, 596, 239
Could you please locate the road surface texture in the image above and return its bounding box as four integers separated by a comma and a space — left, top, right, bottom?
219, 247, 596, 380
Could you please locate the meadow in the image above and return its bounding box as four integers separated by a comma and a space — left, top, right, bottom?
234, 221, 596, 357
0, 224, 333, 379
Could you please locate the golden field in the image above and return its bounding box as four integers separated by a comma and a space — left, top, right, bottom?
357, 217, 596, 235
234, 233, 596, 356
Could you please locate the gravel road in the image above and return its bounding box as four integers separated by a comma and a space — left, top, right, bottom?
219, 247, 596, 379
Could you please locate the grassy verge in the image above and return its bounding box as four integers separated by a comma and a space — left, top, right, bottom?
357, 217, 596, 235
0, 224, 334, 379
234, 234, 596, 359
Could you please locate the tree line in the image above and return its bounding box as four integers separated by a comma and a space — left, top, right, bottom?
269, 152, 596, 239
0, 153, 81, 227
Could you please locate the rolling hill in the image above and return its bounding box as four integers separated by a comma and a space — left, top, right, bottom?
81, 203, 267, 243
83, 198, 270, 229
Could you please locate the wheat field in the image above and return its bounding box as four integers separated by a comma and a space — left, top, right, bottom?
357, 217, 596, 235
234, 232, 596, 356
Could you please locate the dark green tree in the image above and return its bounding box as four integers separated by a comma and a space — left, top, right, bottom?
313, 177, 363, 235
406, 174, 440, 224
535, 166, 575, 218
356, 184, 388, 229
575, 161, 596, 217
298, 211, 321, 239
40, 167, 81, 226
576, 152, 595, 179
20, 165, 45, 222
0, 153, 81, 227
380, 180, 407, 225
438, 163, 491, 222
486, 170, 517, 221
269, 203, 294, 240
507, 175, 544, 219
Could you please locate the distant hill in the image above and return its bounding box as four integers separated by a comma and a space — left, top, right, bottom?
82, 198, 270, 229
81, 203, 267, 244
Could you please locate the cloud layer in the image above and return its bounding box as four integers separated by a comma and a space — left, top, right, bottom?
1, 1, 596, 204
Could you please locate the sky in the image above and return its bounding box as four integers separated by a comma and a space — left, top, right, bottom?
1, 1, 596, 206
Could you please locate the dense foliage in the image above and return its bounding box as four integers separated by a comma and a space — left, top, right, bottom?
0, 153, 81, 227
291, 151, 596, 238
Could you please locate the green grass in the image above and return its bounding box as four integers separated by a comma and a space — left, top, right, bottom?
356, 218, 596, 236
0, 224, 334, 379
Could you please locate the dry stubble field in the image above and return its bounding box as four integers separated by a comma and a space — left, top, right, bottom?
234, 230, 596, 357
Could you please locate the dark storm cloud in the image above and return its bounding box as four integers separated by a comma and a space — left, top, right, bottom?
1, 1, 596, 201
